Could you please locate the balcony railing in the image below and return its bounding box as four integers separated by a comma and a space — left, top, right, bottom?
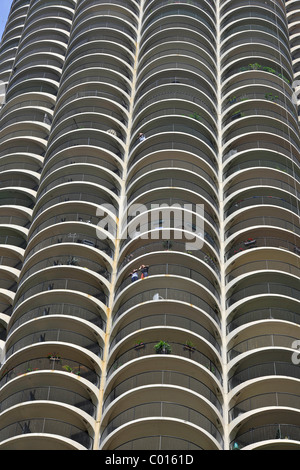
107, 341, 222, 382
0, 418, 93, 449
104, 369, 223, 413
231, 424, 300, 450
100, 401, 223, 447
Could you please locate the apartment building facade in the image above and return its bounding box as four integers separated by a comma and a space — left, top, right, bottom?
0, 0, 299, 450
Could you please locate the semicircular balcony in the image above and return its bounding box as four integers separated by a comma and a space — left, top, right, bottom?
227, 293, 300, 334
126, 168, 218, 219
32, 180, 119, 221
0, 400, 95, 450
141, 2, 216, 57
100, 386, 224, 450
127, 149, 218, 200
44, 128, 125, 169
8, 287, 107, 338
3, 311, 104, 362
115, 251, 220, 305
24, 219, 115, 262
228, 347, 300, 393
48, 112, 126, 150
111, 266, 221, 331
226, 271, 300, 311
12, 263, 109, 312
0, 340, 102, 390
120, 203, 220, 259
118, 232, 220, 282
0, 369, 98, 420
228, 377, 300, 450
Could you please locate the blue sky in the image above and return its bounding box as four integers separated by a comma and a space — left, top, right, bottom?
0, 0, 13, 41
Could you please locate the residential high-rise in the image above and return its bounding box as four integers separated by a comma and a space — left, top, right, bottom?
0, 0, 299, 451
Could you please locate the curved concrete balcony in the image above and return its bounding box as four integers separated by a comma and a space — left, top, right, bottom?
48, 113, 126, 147
18, 245, 112, 288
121, 204, 219, 253
0, 108, 53, 133
76, 0, 139, 17
223, 149, 300, 183
33, 182, 119, 220
44, 130, 125, 166
118, 237, 220, 278
100, 397, 223, 450
129, 166, 217, 200
224, 167, 300, 200
0, 344, 101, 390
226, 271, 300, 308
103, 365, 223, 416
0, 410, 94, 449
38, 165, 120, 200
126, 171, 218, 212
0, 191, 34, 215
24, 222, 114, 262
133, 98, 217, 139
62, 53, 133, 87
221, 0, 288, 33
0, 373, 97, 418
107, 337, 222, 385
127, 151, 218, 192
69, 16, 136, 53
222, 116, 300, 153
22, 15, 73, 40
112, 278, 221, 329
227, 327, 300, 362
72, 3, 138, 35
224, 187, 300, 221
27, 201, 116, 244
41, 145, 123, 182
135, 68, 216, 110
129, 133, 217, 174
224, 206, 300, 239
8, 293, 106, 338
225, 234, 300, 268
227, 297, 300, 334
4, 315, 104, 360
115, 248, 220, 296
221, 40, 292, 79
228, 349, 300, 392
228, 375, 300, 418
142, 3, 216, 46
12, 267, 109, 313
53, 96, 128, 131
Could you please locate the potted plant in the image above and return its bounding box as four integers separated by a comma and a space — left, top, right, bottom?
134, 340, 145, 350
154, 340, 172, 355
48, 353, 61, 361
244, 238, 256, 247
62, 364, 80, 375
183, 340, 195, 352
231, 110, 244, 120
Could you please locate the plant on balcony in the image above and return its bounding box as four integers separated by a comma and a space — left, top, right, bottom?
154, 340, 172, 355
190, 112, 202, 121
231, 110, 244, 119
134, 340, 145, 350
183, 340, 195, 352
265, 93, 278, 101
48, 353, 61, 361
62, 364, 81, 375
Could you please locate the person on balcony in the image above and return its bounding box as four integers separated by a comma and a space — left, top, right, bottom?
140, 264, 149, 279
130, 268, 139, 282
